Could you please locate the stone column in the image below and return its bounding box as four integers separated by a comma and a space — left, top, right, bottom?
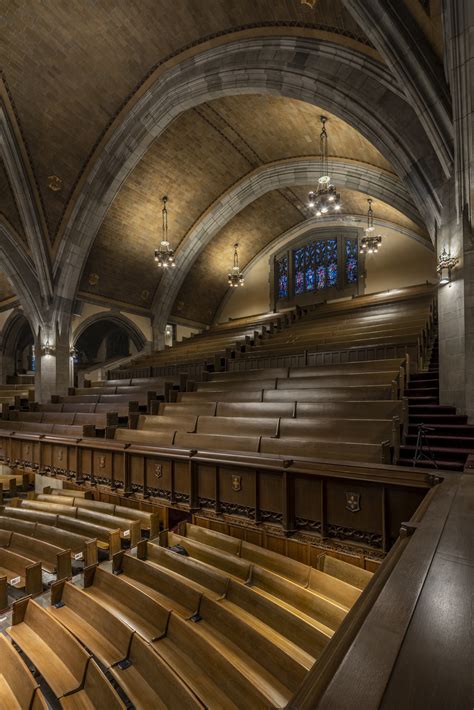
438, 0, 474, 420
34, 325, 71, 403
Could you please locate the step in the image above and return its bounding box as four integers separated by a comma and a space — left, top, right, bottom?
409, 414, 468, 425
397, 458, 464, 472
407, 397, 439, 405
407, 380, 439, 389
405, 434, 474, 450
409, 372, 439, 381
408, 424, 474, 438
409, 404, 456, 414
399, 444, 470, 463
405, 387, 439, 399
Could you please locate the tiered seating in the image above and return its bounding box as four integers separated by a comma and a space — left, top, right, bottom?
113, 359, 407, 463
0, 384, 35, 410
114, 312, 284, 375
110, 285, 434, 379
1, 507, 373, 707
12, 408, 118, 433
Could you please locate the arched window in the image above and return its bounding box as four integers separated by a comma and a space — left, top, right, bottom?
274, 229, 361, 308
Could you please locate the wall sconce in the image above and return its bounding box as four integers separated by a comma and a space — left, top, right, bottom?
42, 341, 55, 358
437, 248, 459, 285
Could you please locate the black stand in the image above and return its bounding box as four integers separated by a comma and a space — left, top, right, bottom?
413, 424, 438, 468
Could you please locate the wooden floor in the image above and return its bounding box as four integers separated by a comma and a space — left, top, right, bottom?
294, 469, 474, 709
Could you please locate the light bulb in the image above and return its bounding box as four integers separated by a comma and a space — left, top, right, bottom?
334, 204, 341, 211
321, 206, 328, 214
316, 210, 322, 217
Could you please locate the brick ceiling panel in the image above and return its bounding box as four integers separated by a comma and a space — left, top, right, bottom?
172, 190, 305, 323
0, 0, 371, 239
80, 94, 397, 307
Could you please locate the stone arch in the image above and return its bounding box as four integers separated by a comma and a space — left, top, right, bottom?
53, 34, 447, 329
0, 216, 44, 331
72, 312, 147, 353
0, 310, 35, 381
151, 157, 431, 334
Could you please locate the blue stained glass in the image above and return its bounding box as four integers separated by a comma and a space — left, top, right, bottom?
327, 239, 338, 287
345, 239, 358, 284
317, 265, 326, 289
328, 262, 338, 287
294, 248, 305, 295
306, 267, 315, 291
277, 255, 289, 299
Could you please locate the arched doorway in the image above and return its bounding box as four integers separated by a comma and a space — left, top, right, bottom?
0, 311, 35, 382
72, 313, 147, 376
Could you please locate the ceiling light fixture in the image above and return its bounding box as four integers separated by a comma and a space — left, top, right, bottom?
154, 195, 176, 269
308, 116, 341, 217
228, 243, 244, 288
359, 199, 383, 254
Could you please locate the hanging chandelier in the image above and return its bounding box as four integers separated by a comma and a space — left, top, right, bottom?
308, 116, 341, 217
154, 195, 176, 269
228, 243, 244, 287
360, 199, 383, 254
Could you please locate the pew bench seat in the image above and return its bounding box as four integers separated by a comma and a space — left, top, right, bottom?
59, 658, 125, 709
0, 634, 48, 709
7, 598, 91, 698
110, 633, 205, 709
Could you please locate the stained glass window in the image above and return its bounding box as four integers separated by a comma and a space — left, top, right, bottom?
293, 238, 338, 295
294, 247, 305, 295
345, 239, 358, 284
277, 254, 289, 299
327, 239, 338, 287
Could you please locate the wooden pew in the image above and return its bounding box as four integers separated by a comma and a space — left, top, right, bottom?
17, 497, 141, 547
0, 634, 48, 709
196, 415, 279, 438
181, 524, 362, 608
43, 491, 161, 537
136, 541, 327, 662
0, 515, 98, 567
174, 432, 261, 454
7, 598, 91, 698
316, 553, 373, 590
82, 564, 170, 642
2, 504, 121, 559
166, 533, 348, 634
261, 437, 391, 464
0, 548, 42, 609
131, 413, 197, 432
49, 579, 134, 669
110, 633, 205, 709
60, 658, 125, 709
0, 530, 72, 580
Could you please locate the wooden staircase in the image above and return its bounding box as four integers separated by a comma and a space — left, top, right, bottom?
398, 336, 474, 471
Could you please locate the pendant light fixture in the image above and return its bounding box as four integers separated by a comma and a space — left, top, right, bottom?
154, 195, 176, 269
228, 243, 244, 287
360, 199, 383, 254
308, 116, 341, 216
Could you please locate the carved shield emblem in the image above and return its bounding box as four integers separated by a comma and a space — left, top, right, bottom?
154, 463, 163, 478
99, 455, 106, 469
232, 475, 242, 492
346, 492, 360, 513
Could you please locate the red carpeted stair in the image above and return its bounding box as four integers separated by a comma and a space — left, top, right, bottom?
398, 336, 473, 471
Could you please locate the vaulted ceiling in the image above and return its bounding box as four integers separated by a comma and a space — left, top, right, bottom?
0, 0, 445, 322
